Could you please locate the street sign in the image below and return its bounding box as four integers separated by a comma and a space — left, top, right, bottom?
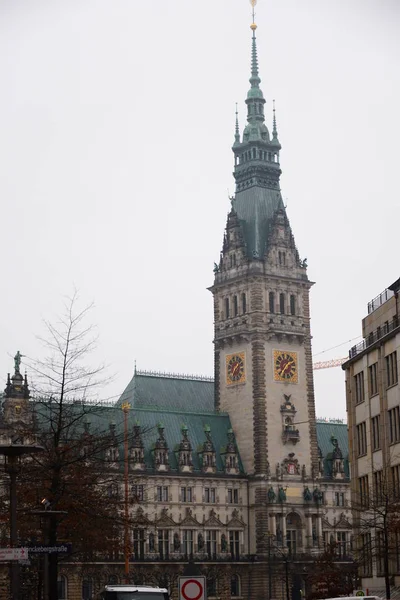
0, 547, 28, 561
179, 576, 206, 600
28, 543, 72, 555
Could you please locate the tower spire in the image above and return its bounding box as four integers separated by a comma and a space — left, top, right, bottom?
234, 103, 240, 144
249, 1, 261, 91
272, 99, 278, 139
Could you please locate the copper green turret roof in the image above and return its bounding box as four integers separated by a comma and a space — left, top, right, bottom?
231, 22, 284, 259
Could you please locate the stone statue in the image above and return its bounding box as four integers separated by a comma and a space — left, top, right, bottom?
213, 262, 220, 273
303, 487, 312, 502
267, 487, 276, 503
221, 533, 227, 552
278, 487, 287, 503
301, 464, 307, 479
173, 533, 181, 551
276, 462, 282, 479
198, 533, 205, 551
266, 460, 271, 478
14, 351, 22, 375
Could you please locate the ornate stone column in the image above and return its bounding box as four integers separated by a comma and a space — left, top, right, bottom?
270, 512, 277, 537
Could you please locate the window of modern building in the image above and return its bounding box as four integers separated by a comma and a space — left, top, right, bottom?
386, 351, 398, 388
290, 294, 296, 316
225, 298, 230, 319
369, 362, 378, 396
227, 488, 239, 504
231, 575, 241, 597
229, 530, 240, 558
133, 529, 145, 560
242, 293, 246, 314
389, 406, 400, 444
392, 464, 400, 497
82, 578, 94, 600
183, 530, 194, 555
360, 533, 372, 576
132, 484, 144, 502
373, 470, 383, 503
158, 529, 169, 559
354, 372, 365, 404
156, 486, 169, 502
279, 293, 285, 314
206, 530, 217, 556
334, 492, 345, 506
205, 487, 216, 503
356, 421, 367, 456
181, 487, 193, 503
358, 475, 369, 508
269, 292, 275, 313
233, 295, 238, 317
371, 415, 381, 451
57, 575, 67, 600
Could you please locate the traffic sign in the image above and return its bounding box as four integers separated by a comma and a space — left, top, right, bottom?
0, 547, 28, 561
179, 576, 206, 600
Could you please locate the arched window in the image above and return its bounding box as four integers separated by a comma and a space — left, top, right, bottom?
57, 575, 67, 600
233, 295, 238, 317
82, 578, 93, 600
269, 292, 275, 313
290, 294, 296, 316
242, 293, 246, 314
233, 253, 236, 267
280, 293, 285, 314
231, 574, 241, 597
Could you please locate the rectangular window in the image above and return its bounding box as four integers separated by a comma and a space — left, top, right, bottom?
376, 530, 385, 576
183, 530, 194, 555
158, 529, 169, 559
392, 464, 400, 498
358, 475, 369, 508
334, 492, 345, 506
229, 530, 240, 558
279, 293, 285, 314
290, 294, 296, 316
371, 415, 381, 451
354, 372, 365, 404
360, 533, 372, 576
132, 484, 144, 502
369, 362, 378, 396
205, 487, 216, 503
387, 351, 398, 387
181, 487, 193, 503
373, 470, 383, 503
225, 298, 230, 319
227, 488, 239, 504
206, 530, 217, 557
242, 293, 246, 314
269, 292, 275, 313
336, 531, 347, 558
156, 486, 169, 502
389, 406, 400, 444
233, 295, 238, 317
133, 529, 145, 560
356, 421, 367, 456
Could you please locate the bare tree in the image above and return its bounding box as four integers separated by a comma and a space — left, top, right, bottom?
353, 464, 400, 599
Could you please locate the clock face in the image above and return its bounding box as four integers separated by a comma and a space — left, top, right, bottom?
226, 352, 246, 386
273, 350, 298, 383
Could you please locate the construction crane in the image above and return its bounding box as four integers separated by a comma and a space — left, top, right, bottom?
313, 357, 347, 370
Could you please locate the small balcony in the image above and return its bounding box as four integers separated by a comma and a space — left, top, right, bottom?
282, 427, 300, 445
348, 315, 399, 360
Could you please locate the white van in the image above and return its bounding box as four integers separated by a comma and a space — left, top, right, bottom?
101, 585, 169, 600
324, 597, 381, 600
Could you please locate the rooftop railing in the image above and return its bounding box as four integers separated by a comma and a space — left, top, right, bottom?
367, 287, 394, 314
349, 315, 399, 359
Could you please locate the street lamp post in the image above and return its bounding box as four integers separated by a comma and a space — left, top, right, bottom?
0, 443, 44, 600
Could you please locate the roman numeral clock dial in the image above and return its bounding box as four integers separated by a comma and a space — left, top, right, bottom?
273, 350, 298, 383
226, 352, 246, 386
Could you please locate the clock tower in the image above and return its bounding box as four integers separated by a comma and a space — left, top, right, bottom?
210, 15, 318, 559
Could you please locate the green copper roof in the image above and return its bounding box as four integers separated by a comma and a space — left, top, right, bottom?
233, 187, 284, 258
118, 371, 214, 413
316, 421, 349, 479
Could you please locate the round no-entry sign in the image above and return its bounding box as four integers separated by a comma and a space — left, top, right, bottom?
179, 576, 206, 600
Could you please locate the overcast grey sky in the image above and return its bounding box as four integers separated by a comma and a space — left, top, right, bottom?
1, 0, 399, 419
